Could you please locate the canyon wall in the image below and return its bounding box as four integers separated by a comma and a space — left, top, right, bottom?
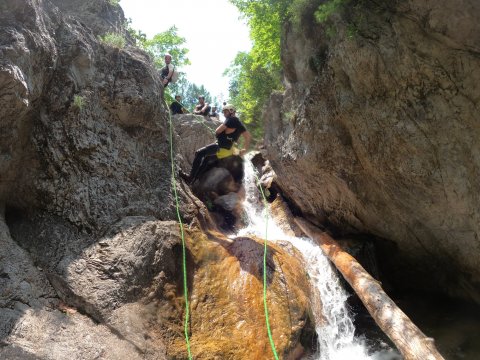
264, 0, 480, 303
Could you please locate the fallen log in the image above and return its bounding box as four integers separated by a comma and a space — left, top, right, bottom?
294, 217, 445, 360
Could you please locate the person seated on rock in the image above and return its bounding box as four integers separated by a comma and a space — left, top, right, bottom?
179, 104, 251, 184
208, 106, 219, 119
193, 95, 211, 116
170, 95, 188, 115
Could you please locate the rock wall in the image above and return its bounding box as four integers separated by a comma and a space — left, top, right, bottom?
264, 0, 480, 303
0, 0, 183, 228
0, 1, 316, 358
0, 0, 196, 357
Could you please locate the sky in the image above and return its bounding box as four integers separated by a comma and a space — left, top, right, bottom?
119, 0, 252, 102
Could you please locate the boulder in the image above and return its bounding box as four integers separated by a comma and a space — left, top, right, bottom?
162, 229, 316, 359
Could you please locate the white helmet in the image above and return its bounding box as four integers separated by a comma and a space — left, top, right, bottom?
223, 104, 236, 112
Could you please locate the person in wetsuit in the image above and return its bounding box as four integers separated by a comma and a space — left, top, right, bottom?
179, 104, 251, 183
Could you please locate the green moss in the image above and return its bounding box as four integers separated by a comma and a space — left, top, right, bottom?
314, 0, 346, 23
98, 32, 126, 48
73, 95, 85, 109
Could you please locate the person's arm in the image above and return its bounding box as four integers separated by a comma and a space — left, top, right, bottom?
239, 131, 251, 156
215, 123, 227, 134
201, 103, 210, 115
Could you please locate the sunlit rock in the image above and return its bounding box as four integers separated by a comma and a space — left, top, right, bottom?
161, 229, 316, 359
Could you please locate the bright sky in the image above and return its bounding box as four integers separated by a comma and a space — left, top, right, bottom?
119, 0, 252, 102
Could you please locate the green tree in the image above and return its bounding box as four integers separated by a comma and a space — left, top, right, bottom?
172, 82, 214, 113
141, 26, 190, 70
226, 0, 335, 140
224, 52, 280, 139
226, 0, 288, 140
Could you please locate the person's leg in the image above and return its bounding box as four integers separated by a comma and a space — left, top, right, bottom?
189, 143, 219, 180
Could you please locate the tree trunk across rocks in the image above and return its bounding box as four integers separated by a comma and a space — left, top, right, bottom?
294, 217, 445, 360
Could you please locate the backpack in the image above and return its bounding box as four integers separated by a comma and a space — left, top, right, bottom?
161, 64, 179, 83
170, 66, 179, 83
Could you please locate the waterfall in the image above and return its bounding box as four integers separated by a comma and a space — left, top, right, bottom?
237, 156, 400, 360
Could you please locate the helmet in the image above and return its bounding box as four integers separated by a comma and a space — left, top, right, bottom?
223, 104, 235, 112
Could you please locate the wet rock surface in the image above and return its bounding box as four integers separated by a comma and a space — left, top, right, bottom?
174, 115, 247, 230
160, 229, 315, 359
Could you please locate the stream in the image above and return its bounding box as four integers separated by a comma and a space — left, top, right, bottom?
235, 156, 401, 360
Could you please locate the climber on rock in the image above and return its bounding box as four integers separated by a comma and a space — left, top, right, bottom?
179, 104, 251, 184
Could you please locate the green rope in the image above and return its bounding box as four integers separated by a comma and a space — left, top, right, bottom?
194, 115, 217, 135
166, 104, 193, 359
253, 171, 280, 360
167, 101, 276, 358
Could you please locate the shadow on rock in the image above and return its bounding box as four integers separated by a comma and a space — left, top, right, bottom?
191, 155, 245, 232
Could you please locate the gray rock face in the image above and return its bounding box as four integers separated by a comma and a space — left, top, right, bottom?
49, 0, 128, 38
0, 0, 199, 357
0, 0, 192, 229
264, 0, 480, 302
172, 114, 221, 167
0, 214, 152, 359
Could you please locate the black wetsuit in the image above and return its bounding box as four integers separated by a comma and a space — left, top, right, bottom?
170, 101, 183, 114
189, 115, 246, 181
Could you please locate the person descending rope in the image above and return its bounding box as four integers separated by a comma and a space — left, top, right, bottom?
179, 104, 251, 184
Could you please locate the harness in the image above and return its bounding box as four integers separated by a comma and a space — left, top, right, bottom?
216, 145, 239, 159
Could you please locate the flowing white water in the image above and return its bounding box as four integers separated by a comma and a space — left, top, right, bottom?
237, 157, 399, 360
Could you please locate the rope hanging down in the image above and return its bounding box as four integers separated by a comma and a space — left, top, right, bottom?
166, 104, 193, 359
167, 103, 278, 358
253, 171, 280, 360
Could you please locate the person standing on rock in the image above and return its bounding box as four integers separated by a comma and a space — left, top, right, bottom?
179, 104, 251, 184
160, 53, 174, 87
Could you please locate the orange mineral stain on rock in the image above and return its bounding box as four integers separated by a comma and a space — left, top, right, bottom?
163, 228, 315, 359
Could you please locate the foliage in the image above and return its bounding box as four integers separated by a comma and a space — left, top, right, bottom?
98, 32, 126, 48
314, 0, 346, 23
140, 26, 190, 70
107, 0, 120, 6
226, 0, 351, 140
125, 18, 147, 45
226, 0, 289, 140
224, 52, 281, 139
288, 0, 322, 29
73, 95, 85, 109
168, 82, 215, 113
